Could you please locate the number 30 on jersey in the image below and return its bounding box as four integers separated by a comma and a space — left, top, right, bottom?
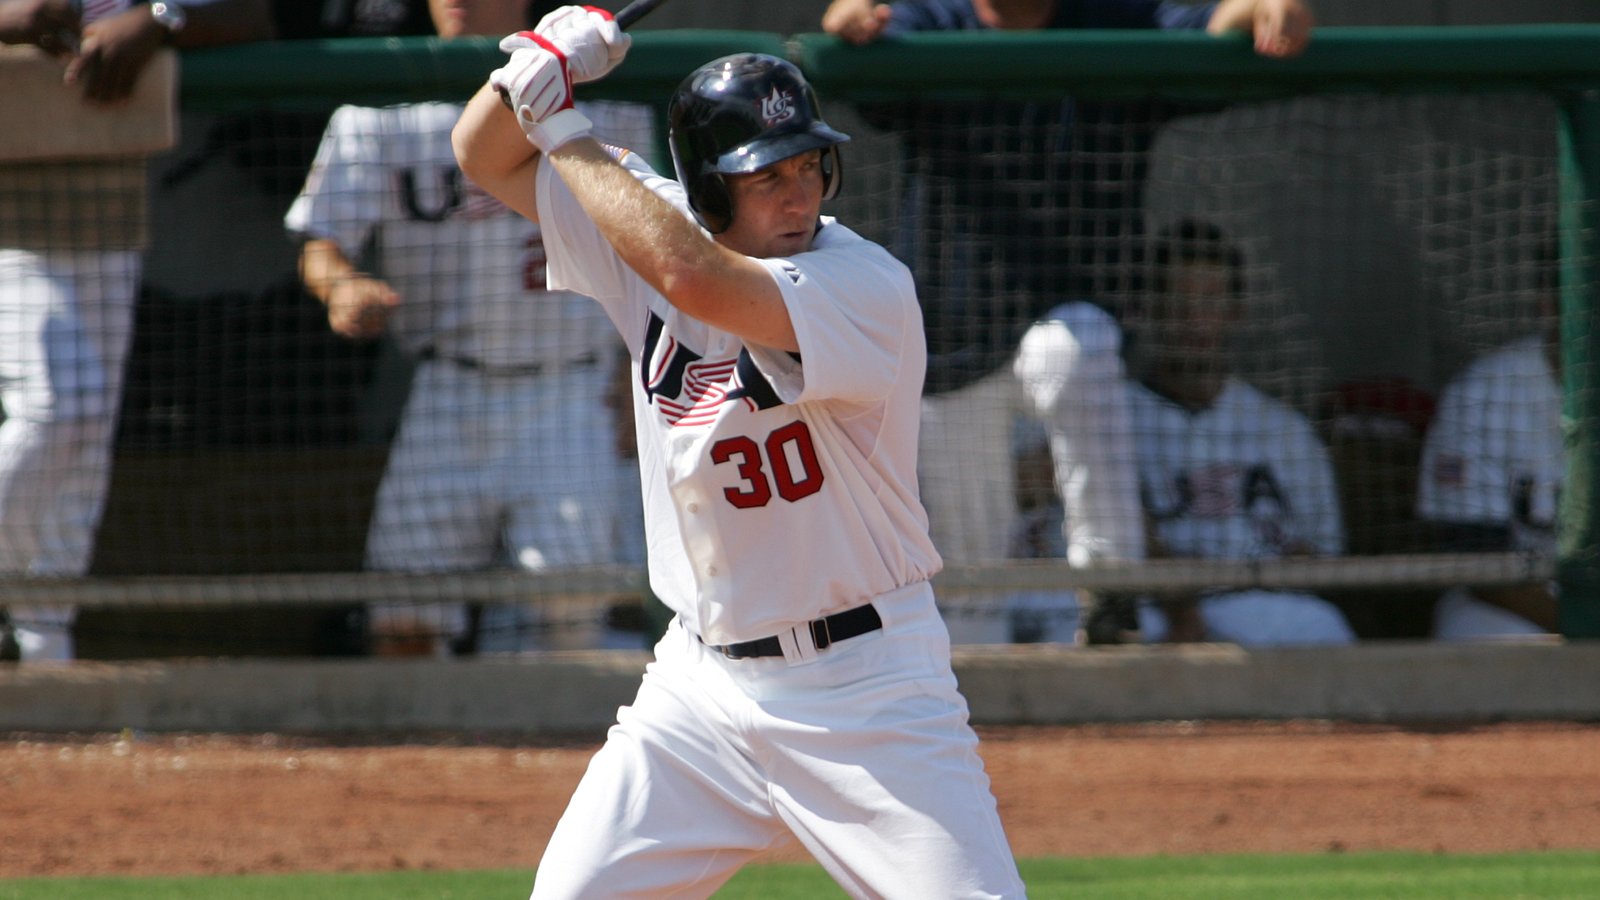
710, 421, 824, 508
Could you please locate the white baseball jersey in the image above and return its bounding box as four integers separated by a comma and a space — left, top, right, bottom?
1416, 335, 1561, 555
285, 101, 651, 368
536, 149, 939, 645
1015, 301, 1147, 566
1131, 377, 1344, 560
1, 0, 139, 660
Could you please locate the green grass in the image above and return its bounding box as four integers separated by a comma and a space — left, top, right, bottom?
4, 852, 1600, 898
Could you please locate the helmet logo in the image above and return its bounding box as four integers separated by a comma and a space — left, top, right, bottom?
760, 86, 796, 126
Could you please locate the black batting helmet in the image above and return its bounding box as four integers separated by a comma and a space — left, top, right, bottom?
668, 53, 850, 234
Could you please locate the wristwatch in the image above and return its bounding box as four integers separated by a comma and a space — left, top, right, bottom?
149, 1, 187, 39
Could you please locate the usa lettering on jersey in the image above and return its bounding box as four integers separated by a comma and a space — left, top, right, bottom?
639, 311, 784, 426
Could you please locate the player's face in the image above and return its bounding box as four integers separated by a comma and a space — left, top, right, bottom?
718, 150, 827, 259
1135, 261, 1241, 371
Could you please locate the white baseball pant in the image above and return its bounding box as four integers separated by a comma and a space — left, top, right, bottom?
530, 581, 1026, 899
1138, 589, 1357, 646
0, 249, 139, 661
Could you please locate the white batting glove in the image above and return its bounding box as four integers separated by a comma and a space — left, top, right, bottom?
500, 5, 630, 85
488, 39, 594, 154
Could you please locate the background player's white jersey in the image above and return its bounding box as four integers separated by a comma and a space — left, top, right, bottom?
285, 101, 645, 369
1132, 378, 1344, 560
1416, 335, 1561, 555
536, 150, 940, 645
1015, 301, 1147, 566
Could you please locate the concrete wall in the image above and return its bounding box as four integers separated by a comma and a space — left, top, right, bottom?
4, 642, 1595, 735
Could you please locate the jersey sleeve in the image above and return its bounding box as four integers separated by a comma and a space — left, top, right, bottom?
1417, 373, 1507, 525
1014, 303, 1146, 564
536, 148, 683, 318
1015, 301, 1123, 416
885, 0, 982, 34
746, 236, 921, 405
1149, 1, 1215, 30
283, 105, 386, 252
1063, 0, 1216, 29
1287, 417, 1345, 556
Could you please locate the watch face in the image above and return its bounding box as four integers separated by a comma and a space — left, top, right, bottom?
152, 2, 186, 31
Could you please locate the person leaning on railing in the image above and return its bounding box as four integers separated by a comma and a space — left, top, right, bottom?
0, 0, 273, 662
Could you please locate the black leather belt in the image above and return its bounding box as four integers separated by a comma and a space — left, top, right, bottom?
707, 603, 883, 660
417, 347, 597, 376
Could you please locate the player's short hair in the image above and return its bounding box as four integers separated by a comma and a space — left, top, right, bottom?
1151, 218, 1246, 298
667, 53, 850, 233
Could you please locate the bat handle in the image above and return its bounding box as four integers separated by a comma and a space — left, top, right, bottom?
614, 0, 663, 31
497, 0, 660, 108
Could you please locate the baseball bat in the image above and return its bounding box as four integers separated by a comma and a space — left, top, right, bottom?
613, 0, 669, 30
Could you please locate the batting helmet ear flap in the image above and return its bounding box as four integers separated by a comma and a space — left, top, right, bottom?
820, 144, 842, 202
692, 171, 733, 234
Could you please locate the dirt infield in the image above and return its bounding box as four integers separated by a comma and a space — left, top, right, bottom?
6, 720, 1600, 878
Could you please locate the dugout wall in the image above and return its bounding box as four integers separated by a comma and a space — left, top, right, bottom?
0, 26, 1596, 661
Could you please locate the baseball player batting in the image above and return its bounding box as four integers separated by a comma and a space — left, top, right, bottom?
453, 6, 1025, 897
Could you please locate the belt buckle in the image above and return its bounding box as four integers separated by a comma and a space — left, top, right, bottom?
810, 616, 832, 652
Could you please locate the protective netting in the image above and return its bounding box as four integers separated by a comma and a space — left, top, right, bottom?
0, 44, 1585, 658
827, 89, 1571, 644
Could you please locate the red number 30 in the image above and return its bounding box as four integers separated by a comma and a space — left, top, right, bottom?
709, 421, 825, 509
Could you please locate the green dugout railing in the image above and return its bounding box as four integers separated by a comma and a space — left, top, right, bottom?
176, 25, 1600, 637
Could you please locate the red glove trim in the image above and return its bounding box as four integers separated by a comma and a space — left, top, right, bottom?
583, 5, 616, 20
519, 33, 575, 114
527, 32, 569, 64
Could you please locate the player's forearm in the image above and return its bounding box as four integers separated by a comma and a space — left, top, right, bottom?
1206, 0, 1314, 57
821, 0, 892, 45
1205, 0, 1256, 35
299, 238, 398, 339
546, 140, 799, 351
452, 83, 544, 222
298, 239, 359, 305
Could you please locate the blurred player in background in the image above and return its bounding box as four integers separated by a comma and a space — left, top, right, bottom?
1018, 218, 1354, 645
821, 0, 1315, 643
286, 0, 652, 656
1013, 298, 1145, 641
1415, 240, 1561, 640
0, 0, 273, 662
453, 10, 1025, 895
